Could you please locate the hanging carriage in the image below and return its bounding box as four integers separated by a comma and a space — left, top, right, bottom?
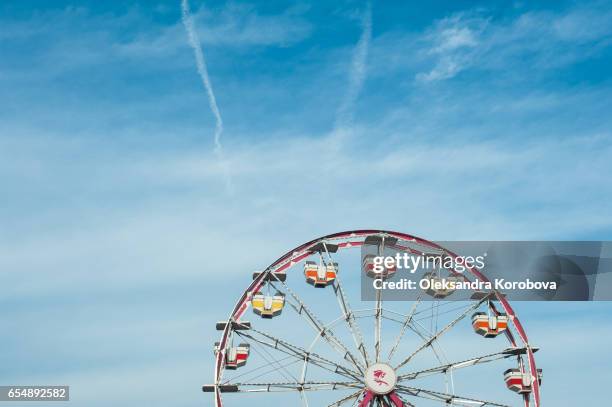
214, 342, 250, 370
471, 312, 509, 338
304, 260, 338, 287
504, 368, 543, 393
251, 291, 285, 318
362, 254, 397, 279
422, 271, 460, 299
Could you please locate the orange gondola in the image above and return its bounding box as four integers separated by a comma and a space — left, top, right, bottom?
472, 312, 509, 338
304, 261, 337, 287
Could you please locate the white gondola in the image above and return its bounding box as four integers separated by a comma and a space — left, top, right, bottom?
214, 342, 250, 370
504, 368, 542, 393
422, 272, 460, 299
362, 254, 397, 279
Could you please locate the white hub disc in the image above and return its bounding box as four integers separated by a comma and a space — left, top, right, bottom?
364, 363, 397, 395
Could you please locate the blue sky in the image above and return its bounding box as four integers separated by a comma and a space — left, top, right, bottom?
1, 0, 612, 406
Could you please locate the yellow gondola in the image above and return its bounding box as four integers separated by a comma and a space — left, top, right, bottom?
251, 291, 285, 318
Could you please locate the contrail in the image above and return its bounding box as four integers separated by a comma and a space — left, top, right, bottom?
181, 0, 233, 192
335, 3, 372, 128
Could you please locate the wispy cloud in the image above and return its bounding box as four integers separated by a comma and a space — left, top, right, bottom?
335, 3, 372, 128
118, 3, 312, 61
360, 4, 612, 84
189, 3, 312, 47
416, 14, 486, 82
181, 0, 233, 192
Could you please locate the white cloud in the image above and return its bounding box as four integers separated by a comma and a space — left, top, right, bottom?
416, 14, 487, 82
118, 3, 312, 59
2, 123, 611, 302
193, 3, 312, 47
395, 5, 612, 82
0, 3, 312, 80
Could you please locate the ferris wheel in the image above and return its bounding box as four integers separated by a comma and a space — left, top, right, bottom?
203, 230, 542, 407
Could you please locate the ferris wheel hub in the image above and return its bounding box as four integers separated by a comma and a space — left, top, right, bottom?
364, 363, 397, 395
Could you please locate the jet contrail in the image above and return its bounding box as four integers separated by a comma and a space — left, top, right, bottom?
336, 3, 372, 128
181, 0, 224, 156
181, 0, 233, 193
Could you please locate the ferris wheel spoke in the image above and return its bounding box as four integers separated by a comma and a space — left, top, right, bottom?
271, 280, 366, 373
386, 296, 422, 363
373, 237, 388, 363
412, 301, 473, 321
395, 385, 511, 407
224, 353, 301, 385
332, 277, 371, 366
395, 296, 492, 371
230, 355, 296, 381
248, 339, 300, 383
322, 240, 371, 367
374, 287, 383, 362
235, 328, 362, 382
213, 381, 363, 393
240, 325, 362, 380
327, 389, 365, 407
397, 347, 530, 382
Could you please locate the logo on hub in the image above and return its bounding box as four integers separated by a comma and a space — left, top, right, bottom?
373, 369, 389, 386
